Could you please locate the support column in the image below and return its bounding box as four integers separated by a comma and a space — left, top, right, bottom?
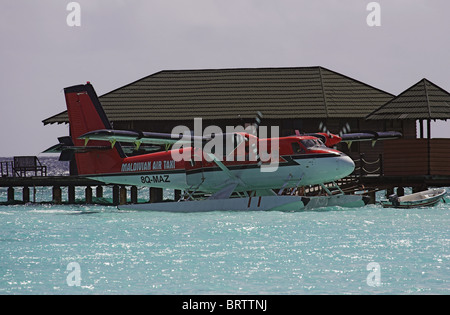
120, 186, 127, 205
368, 191, 376, 204
419, 119, 424, 138
174, 189, 181, 201
23, 186, 30, 203
386, 187, 394, 198
85, 186, 93, 204
68, 185, 76, 204
7, 187, 14, 203
112, 185, 120, 206
131, 186, 138, 204
53, 186, 62, 204
427, 119, 431, 175
96, 185, 103, 198
32, 186, 36, 203
150, 187, 163, 203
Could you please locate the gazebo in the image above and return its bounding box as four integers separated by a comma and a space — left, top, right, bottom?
366, 78, 450, 176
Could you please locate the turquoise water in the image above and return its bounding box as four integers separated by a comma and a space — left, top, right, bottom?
0, 189, 449, 295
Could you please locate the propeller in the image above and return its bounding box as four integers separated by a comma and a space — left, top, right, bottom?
318, 121, 330, 135
252, 111, 263, 166
243, 111, 263, 136
319, 121, 351, 137
339, 122, 351, 137
294, 121, 353, 148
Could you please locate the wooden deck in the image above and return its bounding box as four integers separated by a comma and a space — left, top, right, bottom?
0, 175, 165, 205
0, 175, 101, 188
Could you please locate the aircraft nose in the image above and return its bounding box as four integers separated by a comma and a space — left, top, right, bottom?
337, 154, 355, 177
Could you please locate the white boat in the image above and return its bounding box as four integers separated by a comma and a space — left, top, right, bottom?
380, 188, 446, 209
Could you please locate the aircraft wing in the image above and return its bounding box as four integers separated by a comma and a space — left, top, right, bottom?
340, 131, 402, 142
79, 129, 211, 146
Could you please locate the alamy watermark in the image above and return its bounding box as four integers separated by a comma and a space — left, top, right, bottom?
366, 262, 381, 287
170, 119, 280, 172
66, 2, 81, 27
366, 2, 381, 27
66, 262, 82, 287
67, 2, 381, 28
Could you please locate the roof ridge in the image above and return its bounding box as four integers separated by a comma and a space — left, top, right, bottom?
99, 70, 166, 98
318, 67, 395, 98
422, 79, 432, 118
158, 66, 322, 74
318, 67, 329, 118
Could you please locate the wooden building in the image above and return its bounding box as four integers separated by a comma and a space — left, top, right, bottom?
43, 66, 405, 160
366, 78, 450, 177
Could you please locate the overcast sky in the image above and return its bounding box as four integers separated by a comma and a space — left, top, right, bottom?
1, 0, 450, 156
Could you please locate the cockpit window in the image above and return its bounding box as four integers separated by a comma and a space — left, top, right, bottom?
292, 142, 305, 153
301, 139, 325, 149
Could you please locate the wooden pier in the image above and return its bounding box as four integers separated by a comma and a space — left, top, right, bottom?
0, 156, 169, 206
0, 175, 167, 206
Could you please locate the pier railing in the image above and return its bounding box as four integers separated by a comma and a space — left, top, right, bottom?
353, 153, 383, 178
1, 161, 13, 177
1, 156, 47, 177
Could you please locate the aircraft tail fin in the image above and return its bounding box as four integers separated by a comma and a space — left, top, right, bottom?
64, 82, 125, 175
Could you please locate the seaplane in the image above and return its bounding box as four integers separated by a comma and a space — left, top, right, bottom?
44, 82, 401, 212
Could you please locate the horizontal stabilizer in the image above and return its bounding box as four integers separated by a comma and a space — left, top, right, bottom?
42, 137, 74, 154
42, 136, 111, 161
58, 136, 74, 146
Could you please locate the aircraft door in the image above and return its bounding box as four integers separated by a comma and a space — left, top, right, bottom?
185, 150, 205, 187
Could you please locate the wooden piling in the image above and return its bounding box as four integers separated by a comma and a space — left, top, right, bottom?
386, 187, 394, 198
52, 186, 62, 204
174, 189, 181, 201
68, 185, 76, 204
119, 186, 127, 205
96, 185, 103, 198
368, 190, 376, 204
85, 186, 93, 204
112, 185, 120, 206
131, 186, 138, 204
7, 187, 14, 203
23, 186, 30, 203
150, 187, 163, 203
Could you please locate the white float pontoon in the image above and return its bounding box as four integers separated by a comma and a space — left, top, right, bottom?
119, 188, 369, 213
